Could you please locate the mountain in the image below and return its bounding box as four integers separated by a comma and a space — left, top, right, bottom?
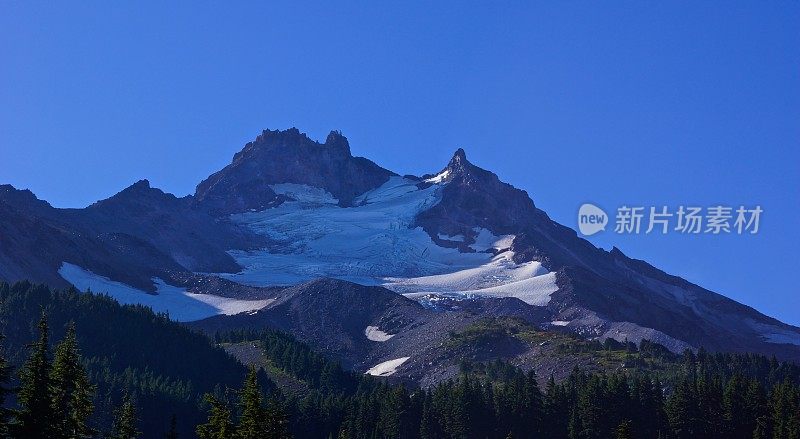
1, 127, 798, 378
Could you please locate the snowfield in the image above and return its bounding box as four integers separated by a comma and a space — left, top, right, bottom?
219, 177, 560, 306
469, 227, 515, 252
58, 263, 273, 322
365, 357, 410, 376
365, 326, 395, 342
389, 251, 558, 306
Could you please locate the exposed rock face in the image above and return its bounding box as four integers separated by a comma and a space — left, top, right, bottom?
415, 148, 542, 252
195, 128, 394, 214
411, 150, 800, 362
189, 277, 552, 376
190, 278, 429, 367
0, 180, 265, 291
78, 179, 260, 273
0, 185, 184, 291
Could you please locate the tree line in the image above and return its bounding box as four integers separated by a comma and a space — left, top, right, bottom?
222, 331, 800, 439
2, 282, 799, 438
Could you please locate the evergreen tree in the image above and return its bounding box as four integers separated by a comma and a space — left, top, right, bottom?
264, 398, 291, 439
0, 334, 13, 439
109, 393, 140, 439
15, 312, 54, 439
696, 374, 724, 437
165, 414, 178, 439
615, 420, 633, 439
197, 395, 234, 439
666, 378, 699, 439
49, 322, 95, 439
723, 374, 749, 438
235, 367, 266, 439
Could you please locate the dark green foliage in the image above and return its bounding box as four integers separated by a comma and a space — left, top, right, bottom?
14, 313, 53, 439
49, 322, 95, 439
196, 367, 290, 439
235, 367, 290, 439
109, 392, 140, 439
218, 330, 358, 394
235, 367, 268, 439
227, 329, 800, 439
196, 395, 234, 439
0, 281, 253, 438
614, 420, 632, 439
165, 414, 178, 439
0, 335, 13, 439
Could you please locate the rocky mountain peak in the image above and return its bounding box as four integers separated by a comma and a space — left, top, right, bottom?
442, 147, 477, 181
451, 147, 467, 163
96, 179, 173, 205
0, 184, 52, 212
325, 130, 351, 155
127, 179, 151, 191
194, 128, 393, 214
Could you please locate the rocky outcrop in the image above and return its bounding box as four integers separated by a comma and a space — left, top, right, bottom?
194, 128, 394, 214
414, 149, 545, 253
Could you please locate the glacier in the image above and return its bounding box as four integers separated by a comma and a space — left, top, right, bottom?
218, 177, 559, 306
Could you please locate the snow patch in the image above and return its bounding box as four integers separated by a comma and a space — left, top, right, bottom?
365, 357, 410, 376
269, 183, 338, 204
365, 326, 395, 342
469, 228, 515, 252
437, 233, 465, 242
58, 263, 273, 322
387, 251, 558, 306
550, 320, 570, 326
424, 170, 450, 184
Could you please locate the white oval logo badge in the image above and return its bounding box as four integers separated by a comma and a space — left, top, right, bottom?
578, 203, 608, 236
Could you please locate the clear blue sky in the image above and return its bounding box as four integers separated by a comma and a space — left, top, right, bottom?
2, 2, 798, 324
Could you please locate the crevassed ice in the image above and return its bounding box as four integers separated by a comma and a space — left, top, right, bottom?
220, 177, 560, 306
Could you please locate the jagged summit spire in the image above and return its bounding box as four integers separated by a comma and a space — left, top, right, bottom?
194, 127, 393, 213
325, 130, 351, 155
444, 147, 473, 178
